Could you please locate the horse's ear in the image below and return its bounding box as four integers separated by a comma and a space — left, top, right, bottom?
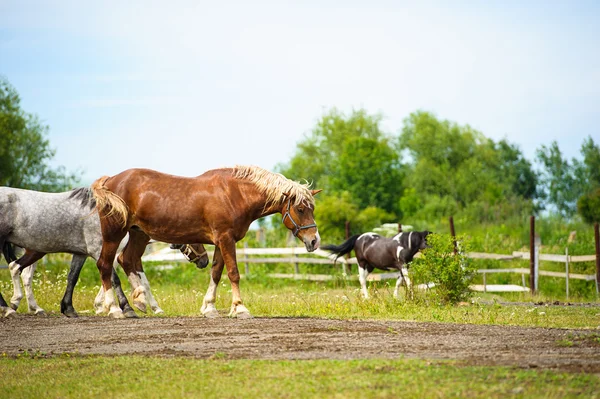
311, 189, 323, 196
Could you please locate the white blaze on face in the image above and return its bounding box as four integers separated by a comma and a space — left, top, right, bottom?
314, 231, 321, 249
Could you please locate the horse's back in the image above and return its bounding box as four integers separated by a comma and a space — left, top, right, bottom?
0, 187, 101, 254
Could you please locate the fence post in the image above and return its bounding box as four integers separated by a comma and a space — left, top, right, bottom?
565, 247, 569, 301
449, 216, 457, 255
595, 222, 600, 297
294, 251, 300, 275
398, 223, 402, 233
243, 241, 250, 275
530, 216, 536, 295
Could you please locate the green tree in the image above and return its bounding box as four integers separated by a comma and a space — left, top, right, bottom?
399, 111, 538, 221
577, 188, 600, 224
0, 77, 79, 191
535, 138, 600, 218
574, 137, 600, 223
278, 108, 404, 218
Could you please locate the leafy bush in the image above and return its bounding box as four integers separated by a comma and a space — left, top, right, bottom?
411, 233, 476, 304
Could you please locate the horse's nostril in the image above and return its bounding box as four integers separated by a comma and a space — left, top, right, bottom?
311, 239, 317, 248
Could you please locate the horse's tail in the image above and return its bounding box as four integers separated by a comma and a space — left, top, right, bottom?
1, 241, 17, 264
321, 234, 360, 261
90, 176, 129, 229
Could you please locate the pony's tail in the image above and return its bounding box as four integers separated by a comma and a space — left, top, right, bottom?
1, 241, 17, 264
321, 234, 360, 261
90, 176, 129, 229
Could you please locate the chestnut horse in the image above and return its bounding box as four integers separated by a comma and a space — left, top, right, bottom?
91, 166, 321, 318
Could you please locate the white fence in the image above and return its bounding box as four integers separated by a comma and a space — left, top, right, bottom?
141, 246, 599, 296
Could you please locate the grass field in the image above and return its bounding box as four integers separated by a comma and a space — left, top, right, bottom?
1, 356, 598, 399
1, 255, 599, 398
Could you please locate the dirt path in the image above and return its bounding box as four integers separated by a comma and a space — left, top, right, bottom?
1, 315, 599, 373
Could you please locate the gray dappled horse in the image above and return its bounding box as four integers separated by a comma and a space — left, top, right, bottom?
322, 231, 432, 299
0, 186, 208, 318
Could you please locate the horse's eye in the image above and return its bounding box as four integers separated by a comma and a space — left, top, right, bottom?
297, 207, 304, 214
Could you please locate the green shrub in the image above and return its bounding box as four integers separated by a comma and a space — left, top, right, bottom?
411, 233, 476, 304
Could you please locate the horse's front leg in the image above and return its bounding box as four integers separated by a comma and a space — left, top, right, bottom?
0, 291, 16, 318
402, 267, 414, 300
201, 247, 224, 318
61, 254, 87, 317
218, 239, 251, 319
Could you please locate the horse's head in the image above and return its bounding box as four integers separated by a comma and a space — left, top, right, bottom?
170, 243, 210, 269
281, 190, 322, 252
419, 231, 433, 250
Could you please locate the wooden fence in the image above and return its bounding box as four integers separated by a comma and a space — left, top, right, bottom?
140, 244, 599, 297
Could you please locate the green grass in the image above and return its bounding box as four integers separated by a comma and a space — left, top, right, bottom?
0, 356, 598, 399
1, 260, 598, 328
1, 256, 599, 398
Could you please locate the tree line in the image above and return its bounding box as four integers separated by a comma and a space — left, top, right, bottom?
2, 76, 599, 241
277, 109, 600, 240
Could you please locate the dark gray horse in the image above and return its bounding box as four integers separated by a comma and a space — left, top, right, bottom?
0, 186, 209, 318
322, 231, 431, 299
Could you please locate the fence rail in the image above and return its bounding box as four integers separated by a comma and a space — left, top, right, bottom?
2, 245, 597, 296
140, 245, 599, 295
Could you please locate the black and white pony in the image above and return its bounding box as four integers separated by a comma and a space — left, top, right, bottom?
322, 230, 432, 299
0, 186, 208, 318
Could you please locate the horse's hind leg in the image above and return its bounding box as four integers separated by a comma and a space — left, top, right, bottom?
117, 230, 150, 313
201, 247, 225, 318
357, 261, 371, 299
97, 238, 126, 318
9, 250, 45, 312
21, 262, 45, 314
111, 266, 138, 318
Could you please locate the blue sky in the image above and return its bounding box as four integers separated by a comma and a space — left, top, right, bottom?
1, 1, 598, 184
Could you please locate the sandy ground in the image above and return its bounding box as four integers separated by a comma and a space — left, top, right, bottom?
1, 315, 599, 373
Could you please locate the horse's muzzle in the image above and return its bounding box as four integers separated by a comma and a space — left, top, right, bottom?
303, 232, 321, 252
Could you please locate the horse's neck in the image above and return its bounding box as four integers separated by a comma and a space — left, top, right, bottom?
400, 246, 419, 263
242, 189, 282, 220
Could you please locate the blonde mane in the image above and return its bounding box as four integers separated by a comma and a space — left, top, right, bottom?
232, 165, 314, 208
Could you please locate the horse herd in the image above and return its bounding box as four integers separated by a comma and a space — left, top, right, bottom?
0, 165, 430, 319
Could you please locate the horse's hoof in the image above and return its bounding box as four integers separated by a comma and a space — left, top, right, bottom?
123, 309, 139, 319
63, 310, 79, 318
34, 309, 47, 316
2, 307, 17, 318
133, 301, 147, 313
153, 308, 164, 315
233, 311, 253, 319
203, 309, 220, 318
108, 309, 125, 319
9, 303, 18, 311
